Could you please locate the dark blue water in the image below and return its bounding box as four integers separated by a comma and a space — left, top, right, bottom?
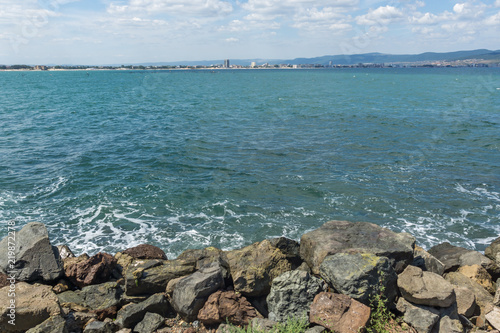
1, 68, 499, 257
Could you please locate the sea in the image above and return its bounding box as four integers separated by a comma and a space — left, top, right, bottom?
1, 68, 499, 258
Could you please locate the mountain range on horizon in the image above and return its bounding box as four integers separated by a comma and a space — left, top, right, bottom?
125, 49, 500, 67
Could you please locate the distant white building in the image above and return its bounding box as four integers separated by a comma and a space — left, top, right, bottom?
224, 59, 230, 68
250, 62, 257, 68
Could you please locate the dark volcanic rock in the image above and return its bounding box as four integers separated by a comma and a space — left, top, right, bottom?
309, 292, 371, 333
267, 270, 326, 322
171, 263, 225, 322
133, 312, 165, 333
412, 245, 445, 276
115, 293, 172, 328
319, 252, 397, 306
300, 220, 415, 274
0, 222, 64, 283
198, 290, 259, 326
428, 242, 500, 279
25, 315, 69, 333
396, 298, 440, 333
225, 238, 300, 297
122, 244, 167, 260
64, 252, 117, 288
124, 258, 196, 296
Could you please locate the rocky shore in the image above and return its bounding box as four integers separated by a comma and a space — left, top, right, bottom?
1, 220, 499, 333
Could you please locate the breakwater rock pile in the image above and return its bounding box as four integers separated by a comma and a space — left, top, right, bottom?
0, 221, 499, 333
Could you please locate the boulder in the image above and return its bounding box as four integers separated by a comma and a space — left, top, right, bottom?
300, 220, 415, 275
177, 246, 229, 271
80, 282, 123, 310
83, 319, 116, 333
64, 252, 117, 288
57, 245, 75, 260
319, 252, 397, 306
53, 279, 72, 294
0, 282, 61, 332
485, 237, 500, 263
267, 270, 327, 322
398, 265, 456, 308
25, 315, 68, 333
485, 306, 500, 330
0, 272, 10, 288
198, 290, 259, 326
115, 252, 135, 276
454, 286, 477, 317
125, 259, 196, 296
457, 265, 496, 295
122, 244, 167, 260
445, 272, 494, 313
412, 246, 445, 276
309, 292, 370, 333
225, 238, 300, 297
431, 303, 464, 333
64, 311, 97, 333
133, 312, 165, 333
0, 222, 64, 282
115, 293, 172, 328
396, 298, 440, 333
171, 263, 225, 322
428, 242, 500, 279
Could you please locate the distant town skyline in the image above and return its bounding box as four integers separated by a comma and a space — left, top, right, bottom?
1, 0, 499, 65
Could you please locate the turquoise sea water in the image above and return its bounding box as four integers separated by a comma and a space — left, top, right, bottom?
1, 68, 499, 257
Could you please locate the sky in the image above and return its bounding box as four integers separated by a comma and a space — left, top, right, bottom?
0, 0, 499, 65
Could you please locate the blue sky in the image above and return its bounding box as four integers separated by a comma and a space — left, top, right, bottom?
1, 0, 499, 65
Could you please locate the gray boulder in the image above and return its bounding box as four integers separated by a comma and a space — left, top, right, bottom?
398, 265, 456, 308
428, 242, 500, 279
83, 320, 116, 333
319, 252, 398, 306
300, 220, 415, 274
431, 303, 464, 333
115, 293, 172, 328
133, 312, 164, 333
412, 245, 445, 276
0, 222, 63, 282
396, 298, 440, 333
267, 270, 327, 322
25, 315, 69, 333
171, 263, 225, 322
57, 282, 123, 311
124, 258, 196, 296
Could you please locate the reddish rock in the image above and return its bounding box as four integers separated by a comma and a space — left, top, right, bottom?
198, 290, 259, 326
0, 273, 10, 288
64, 252, 117, 288
122, 244, 167, 260
91, 305, 119, 321
309, 292, 371, 333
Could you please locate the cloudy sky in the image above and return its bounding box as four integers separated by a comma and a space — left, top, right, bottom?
1, 0, 499, 65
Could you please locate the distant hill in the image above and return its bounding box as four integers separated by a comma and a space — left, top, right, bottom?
120, 49, 499, 67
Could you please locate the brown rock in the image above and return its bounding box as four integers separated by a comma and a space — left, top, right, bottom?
458, 265, 496, 295
91, 306, 118, 321
52, 279, 72, 294
0, 282, 61, 332
0, 272, 10, 288
309, 292, 371, 333
198, 290, 259, 326
397, 265, 456, 308
122, 244, 167, 260
300, 220, 415, 275
64, 252, 117, 288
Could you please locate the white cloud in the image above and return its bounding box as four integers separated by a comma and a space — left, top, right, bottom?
496, 0, 500, 7
225, 37, 239, 43
355, 5, 404, 25
107, 0, 233, 17
292, 7, 352, 32
484, 11, 500, 25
